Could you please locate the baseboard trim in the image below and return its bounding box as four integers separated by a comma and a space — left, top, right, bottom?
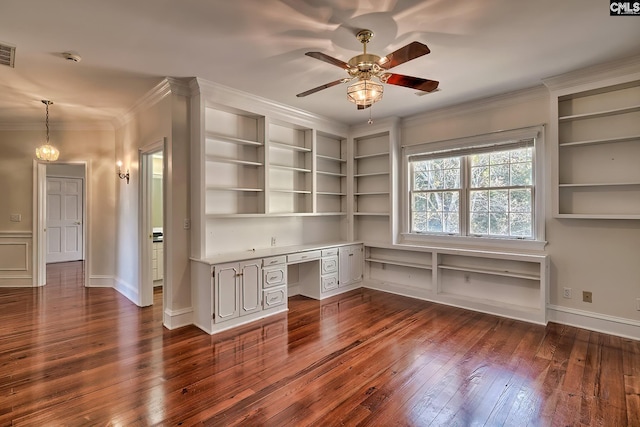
114, 277, 139, 306
88, 275, 115, 287
0, 275, 33, 287
547, 304, 640, 341
164, 306, 193, 330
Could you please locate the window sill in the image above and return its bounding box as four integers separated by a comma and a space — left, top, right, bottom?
399, 233, 548, 253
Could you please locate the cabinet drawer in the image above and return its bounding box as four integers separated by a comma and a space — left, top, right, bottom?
287, 250, 321, 264
263, 287, 287, 309
321, 256, 338, 274
263, 266, 287, 288
322, 248, 338, 257
263, 255, 286, 267
321, 275, 339, 292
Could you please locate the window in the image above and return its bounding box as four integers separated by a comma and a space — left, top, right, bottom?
403, 126, 544, 247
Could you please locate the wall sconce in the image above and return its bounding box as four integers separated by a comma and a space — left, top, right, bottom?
116, 161, 130, 184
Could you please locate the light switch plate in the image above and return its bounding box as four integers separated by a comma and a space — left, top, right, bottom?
10, 214, 21, 222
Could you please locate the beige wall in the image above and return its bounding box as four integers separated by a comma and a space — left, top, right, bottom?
402, 86, 640, 324
0, 128, 116, 284
114, 81, 191, 320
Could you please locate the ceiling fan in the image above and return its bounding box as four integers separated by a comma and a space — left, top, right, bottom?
297, 29, 439, 110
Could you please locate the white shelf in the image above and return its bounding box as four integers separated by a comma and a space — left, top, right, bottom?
558, 104, 640, 122
317, 154, 346, 163
354, 172, 389, 178
206, 155, 263, 166
436, 292, 541, 315
207, 186, 264, 192
206, 132, 262, 146
270, 141, 312, 152
270, 189, 311, 194
354, 212, 390, 216
317, 191, 346, 196
438, 264, 539, 281
206, 212, 345, 218
559, 182, 640, 188
555, 213, 640, 220
270, 164, 311, 173
559, 134, 640, 147
354, 152, 389, 160
355, 191, 389, 196
317, 170, 346, 177
365, 258, 432, 270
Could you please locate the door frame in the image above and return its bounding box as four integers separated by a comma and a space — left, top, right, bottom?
33, 160, 89, 286
139, 139, 166, 307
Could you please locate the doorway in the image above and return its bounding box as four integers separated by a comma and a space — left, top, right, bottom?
34, 161, 88, 286
139, 141, 165, 308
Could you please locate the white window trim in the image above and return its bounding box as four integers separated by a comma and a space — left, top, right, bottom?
400, 125, 547, 252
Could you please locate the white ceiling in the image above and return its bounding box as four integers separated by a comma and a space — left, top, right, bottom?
1, 0, 639, 127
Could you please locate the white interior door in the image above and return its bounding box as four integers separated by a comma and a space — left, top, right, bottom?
47, 177, 83, 263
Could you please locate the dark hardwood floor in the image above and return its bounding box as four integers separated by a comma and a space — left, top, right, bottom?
1, 261, 639, 426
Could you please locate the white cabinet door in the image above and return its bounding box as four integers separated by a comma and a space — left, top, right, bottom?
339, 245, 363, 287
215, 263, 240, 323
240, 260, 262, 316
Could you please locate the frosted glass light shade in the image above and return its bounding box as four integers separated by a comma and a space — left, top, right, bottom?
347, 79, 383, 106
36, 144, 60, 161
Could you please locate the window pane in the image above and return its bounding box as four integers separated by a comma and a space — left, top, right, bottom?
510, 189, 531, 213
470, 166, 489, 188
411, 157, 460, 191
510, 147, 532, 163
510, 213, 532, 237
470, 212, 489, 234
427, 212, 443, 232
470, 153, 490, 167
510, 162, 532, 186
412, 211, 427, 233
413, 170, 431, 190
412, 193, 427, 212
470, 190, 488, 212
489, 190, 508, 213
490, 151, 510, 164
489, 212, 509, 235
443, 168, 461, 189
489, 164, 509, 187
444, 213, 460, 233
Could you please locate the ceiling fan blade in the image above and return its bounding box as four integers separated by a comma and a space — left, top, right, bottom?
296, 79, 346, 97
305, 52, 351, 70
379, 42, 430, 69
384, 74, 439, 92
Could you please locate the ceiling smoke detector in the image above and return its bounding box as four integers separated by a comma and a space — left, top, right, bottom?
62, 52, 82, 63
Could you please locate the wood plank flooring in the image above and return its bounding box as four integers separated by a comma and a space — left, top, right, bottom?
1, 261, 639, 426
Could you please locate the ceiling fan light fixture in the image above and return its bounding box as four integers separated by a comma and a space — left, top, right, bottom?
347, 79, 383, 107
35, 100, 60, 162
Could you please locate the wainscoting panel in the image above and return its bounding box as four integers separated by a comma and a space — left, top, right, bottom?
0, 231, 33, 286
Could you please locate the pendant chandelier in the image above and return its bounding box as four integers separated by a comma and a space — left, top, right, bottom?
35, 100, 60, 162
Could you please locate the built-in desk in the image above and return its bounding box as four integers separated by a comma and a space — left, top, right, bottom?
190, 242, 363, 334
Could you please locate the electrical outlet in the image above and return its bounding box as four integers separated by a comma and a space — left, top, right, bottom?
9, 214, 21, 222
583, 291, 592, 303
563, 287, 572, 299
271, 237, 276, 247
183, 218, 191, 230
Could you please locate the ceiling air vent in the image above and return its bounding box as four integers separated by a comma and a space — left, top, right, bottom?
0, 43, 16, 68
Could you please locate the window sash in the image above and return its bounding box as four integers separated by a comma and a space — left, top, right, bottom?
408, 142, 535, 239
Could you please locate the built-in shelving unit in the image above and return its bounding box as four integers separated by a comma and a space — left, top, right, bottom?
316, 132, 347, 215
203, 109, 265, 216
553, 79, 640, 218
351, 130, 393, 243
268, 121, 313, 214
363, 244, 549, 324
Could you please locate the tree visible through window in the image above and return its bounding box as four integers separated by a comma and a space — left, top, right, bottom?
410, 144, 534, 239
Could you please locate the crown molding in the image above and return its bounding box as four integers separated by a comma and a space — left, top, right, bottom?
190, 77, 348, 136
402, 85, 549, 128
113, 77, 191, 129
0, 121, 114, 131
542, 54, 640, 92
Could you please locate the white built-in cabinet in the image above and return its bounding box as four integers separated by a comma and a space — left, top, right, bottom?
339, 244, 363, 287
214, 260, 262, 323
551, 78, 640, 218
